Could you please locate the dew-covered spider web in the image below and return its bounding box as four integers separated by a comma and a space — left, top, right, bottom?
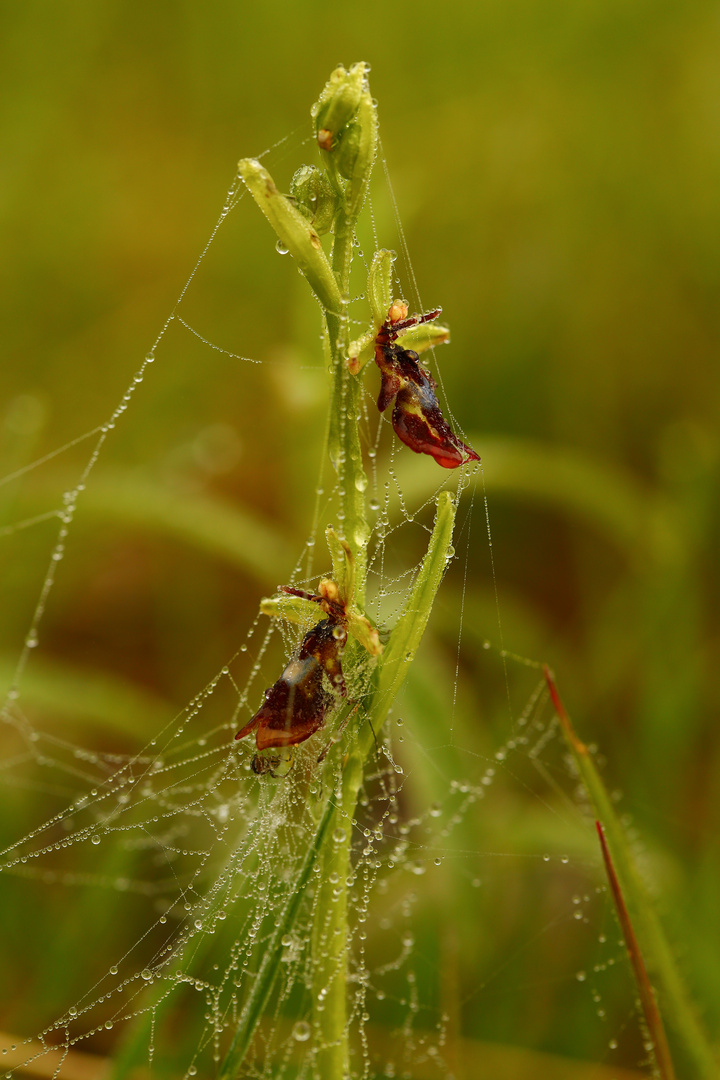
1, 124, 657, 1080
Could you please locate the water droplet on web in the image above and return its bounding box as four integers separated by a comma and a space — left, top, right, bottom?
332, 827, 346, 844
141, 968, 153, 981
25, 631, 38, 649
292, 1020, 311, 1042
109, 965, 118, 975
576, 970, 587, 981
275, 240, 289, 255
104, 1021, 113, 1030
369, 498, 380, 512
281, 934, 292, 947
91, 835, 101, 846
306, 536, 315, 547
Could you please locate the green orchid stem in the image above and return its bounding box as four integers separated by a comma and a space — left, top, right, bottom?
311, 493, 456, 1080
327, 210, 368, 599
544, 667, 719, 1080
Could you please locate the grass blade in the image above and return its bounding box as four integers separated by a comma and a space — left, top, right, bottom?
596, 820, 676, 1080
544, 666, 718, 1080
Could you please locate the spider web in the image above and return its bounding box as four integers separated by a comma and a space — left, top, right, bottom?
0, 132, 652, 1079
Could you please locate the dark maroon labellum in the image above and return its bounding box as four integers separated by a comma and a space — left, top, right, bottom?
236, 587, 347, 752
374, 310, 480, 469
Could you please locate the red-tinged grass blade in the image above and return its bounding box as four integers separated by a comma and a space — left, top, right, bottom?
596, 820, 676, 1080
543, 666, 719, 1080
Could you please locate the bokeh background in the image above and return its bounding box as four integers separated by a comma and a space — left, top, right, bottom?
2, 2, 719, 1076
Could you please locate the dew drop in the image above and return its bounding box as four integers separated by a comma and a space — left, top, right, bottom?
91, 835, 101, 846
292, 1020, 312, 1042
275, 240, 289, 255
141, 969, 153, 981
576, 970, 587, 982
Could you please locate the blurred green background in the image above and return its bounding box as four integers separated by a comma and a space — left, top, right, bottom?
2, 1, 719, 1076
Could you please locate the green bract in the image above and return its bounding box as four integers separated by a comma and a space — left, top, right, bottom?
237, 158, 342, 315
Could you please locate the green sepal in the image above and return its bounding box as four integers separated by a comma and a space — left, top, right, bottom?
395, 321, 450, 354
290, 165, 338, 236
237, 158, 342, 315
259, 593, 315, 624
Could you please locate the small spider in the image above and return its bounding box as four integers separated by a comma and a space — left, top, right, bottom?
236, 538, 381, 775
374, 302, 480, 469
